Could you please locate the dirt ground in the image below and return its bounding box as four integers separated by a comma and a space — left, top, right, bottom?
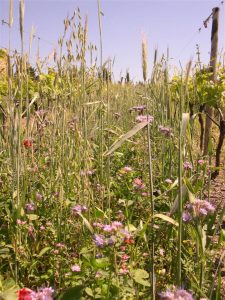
208, 157, 225, 299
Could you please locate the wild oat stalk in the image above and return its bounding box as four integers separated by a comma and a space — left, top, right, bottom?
97, 0, 104, 188
8, 0, 13, 144
142, 35, 148, 82
17, 0, 25, 210
9, 0, 13, 28
13, 0, 25, 283
177, 61, 192, 286
97, 0, 103, 68
29, 25, 35, 57
26, 25, 35, 135
19, 0, 25, 53
147, 119, 155, 300
142, 36, 155, 299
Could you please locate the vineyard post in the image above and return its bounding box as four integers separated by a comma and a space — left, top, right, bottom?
203, 7, 219, 156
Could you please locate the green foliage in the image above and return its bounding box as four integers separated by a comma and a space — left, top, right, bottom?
58, 285, 84, 300
0, 276, 19, 300
130, 269, 150, 287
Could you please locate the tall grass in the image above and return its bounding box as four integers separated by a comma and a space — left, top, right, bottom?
0, 2, 224, 299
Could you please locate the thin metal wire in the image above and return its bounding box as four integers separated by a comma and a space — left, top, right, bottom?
0, 1, 224, 66
1, 19, 55, 46
174, 1, 224, 61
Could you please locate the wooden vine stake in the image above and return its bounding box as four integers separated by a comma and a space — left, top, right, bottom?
203, 7, 219, 156
213, 109, 225, 178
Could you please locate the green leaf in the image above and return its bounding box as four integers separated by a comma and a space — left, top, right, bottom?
138, 220, 147, 242
13, 190, 17, 199
125, 224, 137, 232
170, 184, 187, 215
0, 278, 19, 300
104, 120, 151, 156
27, 214, 39, 221
58, 285, 84, 300
38, 247, 51, 257
131, 269, 150, 287
93, 207, 108, 219
85, 287, 94, 297
208, 136, 213, 155
22, 93, 39, 117
0, 248, 9, 254
78, 213, 94, 234
170, 178, 178, 189
155, 178, 178, 200
216, 269, 221, 300
0, 289, 18, 300
110, 284, 119, 297
83, 101, 101, 106
91, 258, 110, 269
181, 113, 190, 136
187, 189, 196, 203
201, 227, 206, 253
20, 207, 24, 216
154, 213, 178, 226
127, 200, 134, 207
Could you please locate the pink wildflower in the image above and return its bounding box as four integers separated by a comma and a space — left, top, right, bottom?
184, 198, 215, 220
159, 287, 193, 300
92, 222, 104, 229
136, 115, 154, 123
165, 178, 173, 184
159, 125, 173, 137
121, 254, 130, 261
25, 203, 35, 213
141, 192, 149, 197
183, 161, 192, 170
95, 271, 103, 278
120, 166, 132, 174
111, 221, 123, 229
71, 204, 88, 215
56, 243, 65, 248
133, 178, 145, 190
35, 192, 43, 201
93, 234, 105, 248
182, 211, 192, 222
119, 264, 129, 275
120, 246, 126, 251
159, 248, 165, 256
107, 236, 116, 246
71, 264, 81, 272
17, 220, 27, 225
129, 105, 146, 113
34, 287, 54, 300
103, 224, 113, 232
197, 159, 205, 165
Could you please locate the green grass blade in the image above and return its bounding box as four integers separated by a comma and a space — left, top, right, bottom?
104, 120, 151, 156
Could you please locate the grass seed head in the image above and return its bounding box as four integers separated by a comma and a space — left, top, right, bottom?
141, 35, 148, 82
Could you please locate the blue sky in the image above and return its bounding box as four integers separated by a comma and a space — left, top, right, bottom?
0, 0, 225, 81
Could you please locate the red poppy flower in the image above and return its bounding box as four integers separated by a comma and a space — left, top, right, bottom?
124, 238, 134, 245
18, 288, 33, 300
23, 139, 33, 149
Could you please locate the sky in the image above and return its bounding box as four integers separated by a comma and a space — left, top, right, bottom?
0, 0, 225, 81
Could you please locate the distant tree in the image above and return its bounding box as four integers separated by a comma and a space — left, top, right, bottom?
125, 70, 130, 83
